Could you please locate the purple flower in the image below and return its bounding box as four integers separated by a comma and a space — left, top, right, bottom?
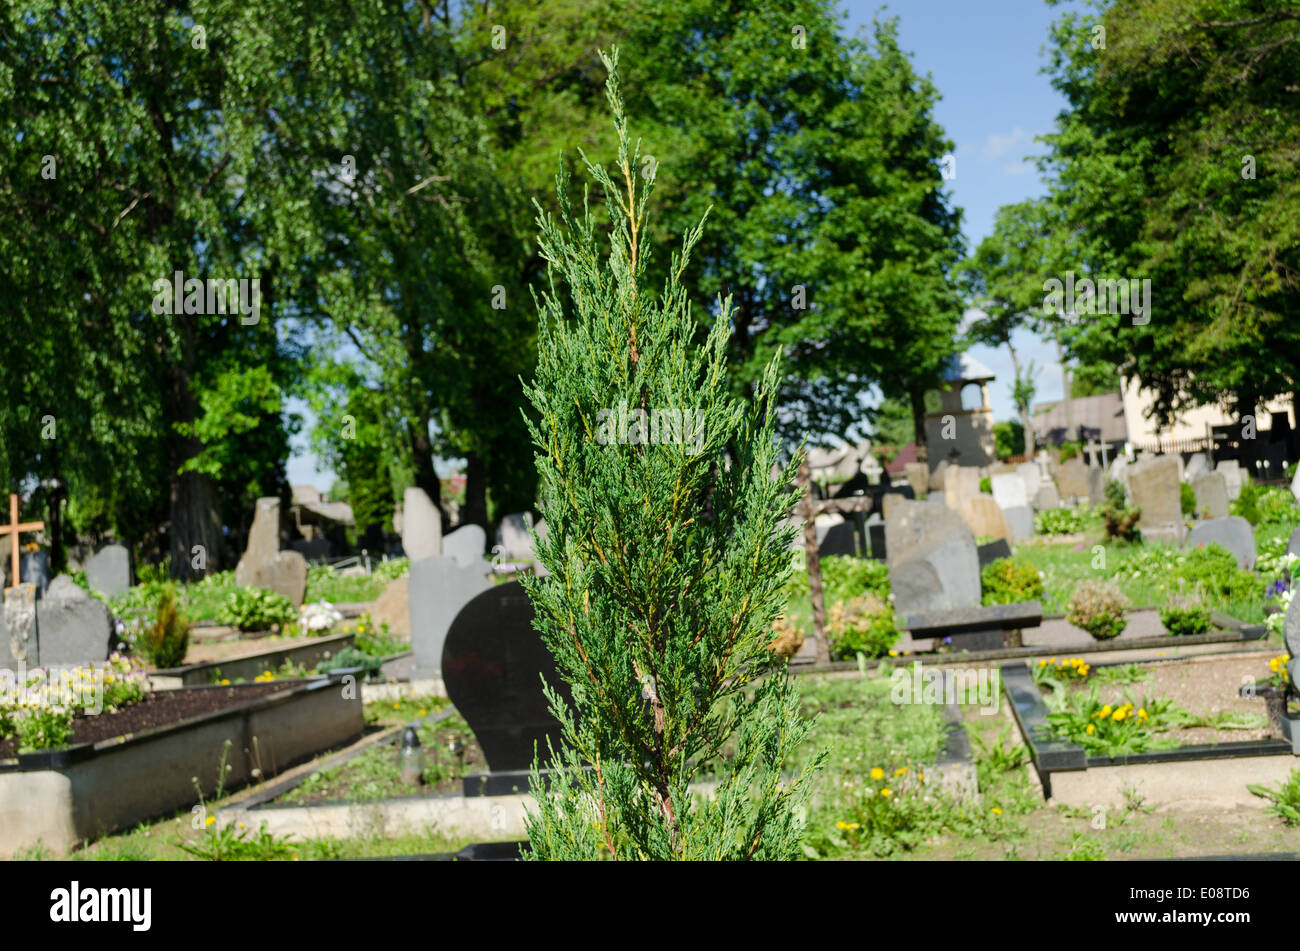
1267, 579, 1289, 600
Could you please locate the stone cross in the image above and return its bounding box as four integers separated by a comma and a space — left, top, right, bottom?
0, 494, 44, 591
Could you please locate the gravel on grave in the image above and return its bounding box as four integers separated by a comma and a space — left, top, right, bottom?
1067, 654, 1284, 746
0, 682, 290, 759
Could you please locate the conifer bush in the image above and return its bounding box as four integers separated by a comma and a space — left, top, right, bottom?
520, 50, 822, 861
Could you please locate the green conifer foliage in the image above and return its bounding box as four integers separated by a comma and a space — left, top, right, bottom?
521, 50, 823, 861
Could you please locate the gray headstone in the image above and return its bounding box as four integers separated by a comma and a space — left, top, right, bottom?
495, 512, 538, 562
84, 544, 130, 598
1032, 482, 1060, 512
1216, 459, 1245, 501
1185, 453, 1209, 483
1015, 462, 1042, 505
235, 499, 308, 605
442, 524, 487, 567
1191, 471, 1229, 519
1004, 505, 1035, 541
1284, 589, 1300, 684
991, 473, 1028, 510
1087, 466, 1106, 506
401, 487, 443, 561
1130, 455, 1183, 543
409, 554, 494, 679
866, 514, 886, 560
929, 459, 949, 492
885, 501, 980, 616
1185, 516, 1256, 570
34, 575, 115, 667
1057, 457, 1089, 500
1291, 466, 1300, 504
1287, 525, 1300, 558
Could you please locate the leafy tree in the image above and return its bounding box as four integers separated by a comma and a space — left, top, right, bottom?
1071, 361, 1120, 398
522, 52, 822, 860
994, 419, 1026, 460
1040, 0, 1300, 462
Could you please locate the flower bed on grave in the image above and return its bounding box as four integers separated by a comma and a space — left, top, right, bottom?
0, 668, 363, 857
1003, 652, 1297, 808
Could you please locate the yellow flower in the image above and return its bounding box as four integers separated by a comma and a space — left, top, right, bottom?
991, 807, 1002, 816
1039, 659, 1048, 666
1112, 708, 1125, 721
1100, 704, 1112, 717
205, 816, 215, 827
1137, 708, 1148, 720
893, 766, 908, 777
888, 650, 898, 657
870, 767, 885, 781
918, 771, 924, 782
1086, 724, 1095, 735
880, 788, 893, 798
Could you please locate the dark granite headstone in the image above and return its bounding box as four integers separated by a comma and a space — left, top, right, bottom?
866, 515, 886, 560
441, 580, 570, 776
20, 551, 50, 597
977, 539, 1012, 570
818, 521, 860, 558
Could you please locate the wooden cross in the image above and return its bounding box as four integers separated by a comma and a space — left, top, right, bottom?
794, 463, 876, 665
0, 494, 44, 590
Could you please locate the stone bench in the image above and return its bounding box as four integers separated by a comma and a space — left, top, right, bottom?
903, 601, 1043, 652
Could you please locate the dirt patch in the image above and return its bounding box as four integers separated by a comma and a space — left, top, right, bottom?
1074, 654, 1285, 744
0, 683, 290, 758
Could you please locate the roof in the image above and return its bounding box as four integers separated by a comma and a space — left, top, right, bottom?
943, 353, 996, 383
1031, 391, 1127, 444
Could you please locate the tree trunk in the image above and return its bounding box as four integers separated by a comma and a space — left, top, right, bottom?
1007, 343, 1036, 456
408, 418, 446, 522
170, 469, 222, 581
1056, 336, 1075, 442
461, 450, 488, 529
909, 384, 929, 466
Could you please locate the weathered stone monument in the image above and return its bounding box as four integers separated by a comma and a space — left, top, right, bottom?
885, 501, 981, 618
1129, 456, 1184, 544
235, 497, 308, 605
442, 524, 487, 567
1057, 456, 1089, 501
960, 495, 1013, 542
401, 486, 443, 561
1191, 471, 1229, 519
32, 575, 116, 667
903, 462, 929, 498
409, 554, 494, 681
85, 543, 131, 599
1216, 459, 1246, 501
371, 574, 410, 640
1185, 516, 1257, 570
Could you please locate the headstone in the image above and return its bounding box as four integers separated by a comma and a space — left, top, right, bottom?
1191, 471, 1229, 519
20, 550, 50, 597
371, 575, 410, 640
1287, 525, 1300, 559
960, 496, 1012, 542
1057, 457, 1089, 500
819, 521, 859, 558
1285, 592, 1300, 687
442, 524, 488, 567
289, 537, 332, 562
34, 575, 115, 667
401, 487, 443, 561
1016, 462, 1043, 503
1185, 453, 1209, 483
976, 538, 1013, 570
1004, 505, 1035, 541
1185, 516, 1256, 570
1087, 466, 1106, 506
495, 512, 537, 562
1032, 482, 1060, 512
1129, 456, 1184, 544
813, 512, 844, 548
1292, 466, 1300, 504
409, 554, 494, 679
943, 465, 981, 512
82, 544, 129, 601
866, 514, 886, 560
903, 462, 929, 498
2, 583, 37, 668
235, 498, 310, 605
1109, 455, 1129, 489
441, 580, 571, 774
991, 473, 1028, 511
929, 460, 949, 492
885, 501, 981, 617
1216, 459, 1245, 501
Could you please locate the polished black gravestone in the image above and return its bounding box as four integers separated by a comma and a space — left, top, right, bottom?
441, 580, 572, 796
976, 538, 1012, 570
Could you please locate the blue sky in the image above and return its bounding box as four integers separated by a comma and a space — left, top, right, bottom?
288, 0, 1078, 488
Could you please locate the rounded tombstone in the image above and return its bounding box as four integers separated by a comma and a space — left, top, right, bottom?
440, 580, 571, 775
1286, 592, 1300, 688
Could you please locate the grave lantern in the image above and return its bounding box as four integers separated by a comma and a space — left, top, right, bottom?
398, 724, 424, 787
